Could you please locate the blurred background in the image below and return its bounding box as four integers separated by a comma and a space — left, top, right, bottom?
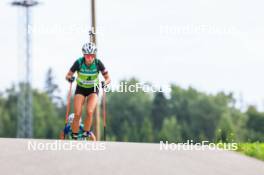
0, 0, 264, 152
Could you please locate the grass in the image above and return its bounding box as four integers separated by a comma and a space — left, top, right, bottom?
235, 143, 264, 161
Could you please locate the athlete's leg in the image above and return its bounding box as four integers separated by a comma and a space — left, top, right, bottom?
83, 93, 98, 137
72, 94, 85, 134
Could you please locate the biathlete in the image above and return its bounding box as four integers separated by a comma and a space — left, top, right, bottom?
65, 42, 111, 140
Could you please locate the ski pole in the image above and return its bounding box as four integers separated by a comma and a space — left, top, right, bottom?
65, 82, 73, 125
102, 86, 107, 141
61, 77, 74, 139
60, 81, 72, 140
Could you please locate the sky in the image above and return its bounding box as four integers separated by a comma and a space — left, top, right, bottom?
0, 0, 264, 110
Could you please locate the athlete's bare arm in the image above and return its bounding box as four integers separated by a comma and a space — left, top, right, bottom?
103, 72, 111, 85
66, 71, 74, 81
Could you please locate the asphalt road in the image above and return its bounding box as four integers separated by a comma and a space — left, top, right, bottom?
0, 138, 263, 175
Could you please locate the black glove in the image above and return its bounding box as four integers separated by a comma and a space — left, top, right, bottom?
67, 76, 75, 83
101, 81, 106, 88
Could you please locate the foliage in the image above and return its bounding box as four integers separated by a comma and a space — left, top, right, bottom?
0, 72, 263, 145
236, 143, 264, 161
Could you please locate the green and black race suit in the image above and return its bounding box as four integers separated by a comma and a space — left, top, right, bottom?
70, 57, 107, 88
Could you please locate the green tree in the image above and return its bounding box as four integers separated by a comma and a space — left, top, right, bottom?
151, 91, 169, 132
0, 94, 8, 136
215, 111, 235, 142
33, 90, 64, 138
140, 117, 154, 142
159, 116, 182, 142
107, 78, 152, 142
0, 83, 64, 139
169, 85, 235, 142
1, 85, 19, 137
246, 106, 264, 142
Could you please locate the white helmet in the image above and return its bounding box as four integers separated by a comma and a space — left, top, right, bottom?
82, 42, 97, 54
68, 113, 82, 124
